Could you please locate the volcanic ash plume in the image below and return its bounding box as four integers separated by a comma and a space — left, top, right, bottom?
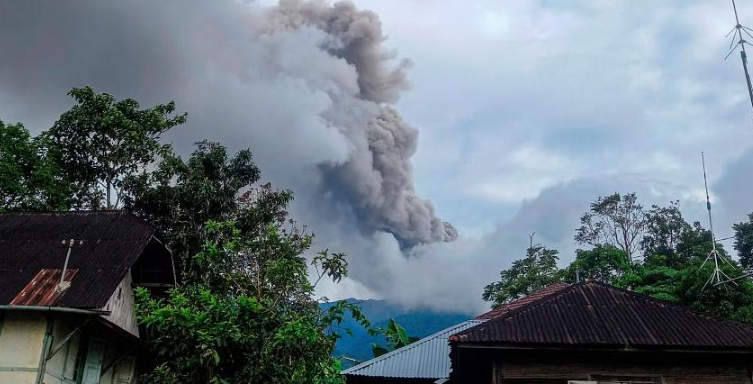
322, 106, 458, 246
263, 0, 458, 246
0, 0, 455, 251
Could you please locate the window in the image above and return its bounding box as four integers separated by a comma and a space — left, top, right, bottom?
63, 332, 83, 381
81, 338, 106, 384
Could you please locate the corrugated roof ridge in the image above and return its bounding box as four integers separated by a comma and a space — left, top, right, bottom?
454, 283, 580, 341
586, 281, 753, 346
0, 210, 125, 216
0, 210, 159, 240
474, 282, 571, 320
119, 210, 159, 236
454, 281, 753, 345
342, 319, 485, 376
587, 281, 753, 334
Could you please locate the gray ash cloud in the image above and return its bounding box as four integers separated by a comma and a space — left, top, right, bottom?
0, 0, 455, 248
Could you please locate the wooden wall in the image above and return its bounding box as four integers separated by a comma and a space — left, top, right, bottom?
102, 270, 139, 337
497, 359, 752, 384
453, 347, 753, 384
344, 376, 436, 384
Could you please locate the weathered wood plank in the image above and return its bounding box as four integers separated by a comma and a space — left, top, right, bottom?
101, 271, 139, 336
497, 359, 752, 384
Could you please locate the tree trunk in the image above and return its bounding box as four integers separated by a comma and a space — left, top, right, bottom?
106, 179, 112, 210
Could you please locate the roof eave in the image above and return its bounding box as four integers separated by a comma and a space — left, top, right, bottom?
92, 315, 143, 343
341, 320, 485, 377
454, 342, 753, 354
0, 305, 111, 316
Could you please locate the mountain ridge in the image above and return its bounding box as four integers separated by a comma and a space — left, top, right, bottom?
321, 298, 473, 367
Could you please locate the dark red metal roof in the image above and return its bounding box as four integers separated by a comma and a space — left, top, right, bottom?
0, 211, 157, 309
452, 281, 753, 351
10, 268, 79, 306
475, 282, 571, 320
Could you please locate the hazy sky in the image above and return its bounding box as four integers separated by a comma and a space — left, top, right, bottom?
310, 0, 753, 310
343, 0, 753, 231
2, 0, 753, 314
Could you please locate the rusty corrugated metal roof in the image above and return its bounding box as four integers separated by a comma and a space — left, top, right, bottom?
474, 282, 571, 320
452, 281, 753, 351
0, 211, 157, 309
10, 268, 79, 306
342, 320, 485, 379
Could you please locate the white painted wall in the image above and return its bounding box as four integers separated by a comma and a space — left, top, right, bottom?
44, 316, 82, 384
0, 312, 47, 384
1, 312, 138, 384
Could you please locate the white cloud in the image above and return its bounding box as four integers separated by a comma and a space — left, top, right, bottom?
349, 0, 753, 229
309, 0, 753, 311
465, 144, 583, 203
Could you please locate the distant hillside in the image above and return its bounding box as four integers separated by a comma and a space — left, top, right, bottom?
320, 299, 471, 368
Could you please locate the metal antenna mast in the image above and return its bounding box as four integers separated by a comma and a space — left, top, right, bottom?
726, 0, 753, 112
58, 238, 84, 292
700, 152, 737, 289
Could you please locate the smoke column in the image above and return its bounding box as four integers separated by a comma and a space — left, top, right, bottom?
263, 0, 458, 246
0, 0, 456, 248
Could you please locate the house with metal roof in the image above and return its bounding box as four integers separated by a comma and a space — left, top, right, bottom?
0, 211, 176, 384
449, 281, 753, 384
342, 283, 570, 384
473, 282, 570, 320
342, 320, 484, 384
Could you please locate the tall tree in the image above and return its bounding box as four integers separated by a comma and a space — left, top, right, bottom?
124, 140, 266, 278
129, 140, 377, 383
482, 235, 560, 308
575, 192, 646, 263
675, 221, 729, 262
484, 191, 753, 328
137, 218, 366, 384
44, 86, 187, 209
616, 258, 753, 323
562, 245, 630, 284
0, 120, 70, 210
673, 261, 753, 322
733, 213, 753, 270
2, 86, 378, 383
641, 201, 694, 269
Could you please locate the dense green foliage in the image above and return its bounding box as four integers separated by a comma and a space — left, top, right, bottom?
485, 192, 753, 324
561, 244, 630, 284
641, 201, 692, 268
734, 213, 753, 270
136, 219, 363, 384
370, 319, 420, 358
124, 140, 267, 277
482, 238, 560, 307
0, 86, 373, 383
43, 86, 187, 209
0, 120, 69, 210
